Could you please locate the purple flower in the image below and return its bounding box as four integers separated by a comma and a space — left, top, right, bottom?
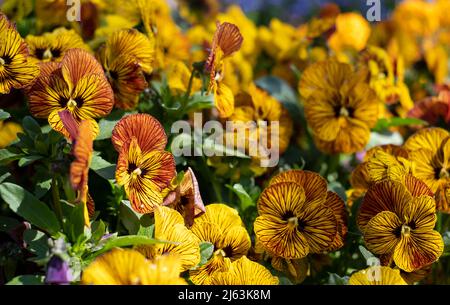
45, 256, 72, 285
356, 150, 367, 163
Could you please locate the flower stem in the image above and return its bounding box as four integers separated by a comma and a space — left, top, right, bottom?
51, 176, 64, 227
183, 69, 196, 102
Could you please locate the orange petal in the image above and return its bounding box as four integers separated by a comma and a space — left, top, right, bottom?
111, 113, 167, 153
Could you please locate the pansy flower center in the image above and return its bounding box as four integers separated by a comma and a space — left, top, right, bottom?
0, 55, 12, 66
401, 224, 412, 236
438, 167, 450, 179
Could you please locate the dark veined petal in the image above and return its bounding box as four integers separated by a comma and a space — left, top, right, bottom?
0, 27, 39, 94
403, 127, 449, 153
189, 252, 231, 285
50, 109, 100, 140
404, 195, 437, 231
402, 174, 434, 197
323, 191, 347, 251
269, 170, 328, 205
298, 200, 338, 253
106, 54, 148, 110
254, 214, 309, 259
217, 225, 251, 260
189, 203, 244, 233
104, 28, 155, 74
27, 62, 64, 118
111, 113, 168, 153
357, 180, 412, 232
394, 230, 444, 272
213, 81, 235, 118
71, 73, 114, 120
60, 48, 105, 90
136, 206, 200, 272
139, 150, 176, 190
206, 21, 243, 71
209, 256, 278, 285
257, 182, 306, 219
364, 211, 401, 255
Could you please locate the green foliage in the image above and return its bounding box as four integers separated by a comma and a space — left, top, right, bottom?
372, 117, 428, 132
0, 109, 11, 121
6, 275, 45, 285
198, 242, 214, 267
0, 182, 61, 236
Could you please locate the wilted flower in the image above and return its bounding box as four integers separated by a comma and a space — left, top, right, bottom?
59, 110, 95, 226
162, 167, 206, 227
206, 21, 243, 118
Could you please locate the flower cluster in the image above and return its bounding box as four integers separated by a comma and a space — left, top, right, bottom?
1, 0, 450, 286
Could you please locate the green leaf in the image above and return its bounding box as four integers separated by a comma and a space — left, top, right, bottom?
443, 232, 450, 254
359, 245, 375, 261
255, 76, 301, 121
202, 138, 249, 159
137, 224, 154, 238
96, 110, 135, 141
91, 220, 106, 243
94, 235, 166, 257
23, 229, 49, 260
327, 181, 347, 202
372, 117, 427, 132
63, 203, 86, 244
90, 154, 116, 181
0, 215, 20, 232
185, 92, 214, 113
34, 178, 52, 199
0, 182, 61, 236
6, 275, 45, 285
22, 116, 42, 137
0, 148, 24, 165
0, 172, 11, 184
327, 273, 349, 285
226, 184, 254, 210
198, 242, 214, 266
18, 155, 43, 167
119, 200, 141, 235
0, 109, 11, 121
